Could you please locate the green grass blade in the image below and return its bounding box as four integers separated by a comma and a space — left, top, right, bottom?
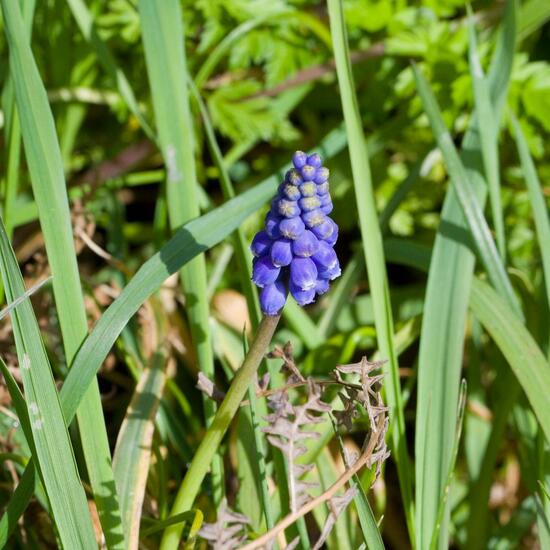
469, 278, 550, 442
113, 352, 167, 549
137, 0, 222, 506
1, 2, 127, 545
414, 3, 516, 547
467, 15, 505, 261
413, 65, 521, 318
66, 0, 155, 141
0, 356, 32, 443
429, 380, 467, 550
0, 276, 51, 322
0, 218, 97, 548
326, 0, 414, 542
511, 116, 550, 308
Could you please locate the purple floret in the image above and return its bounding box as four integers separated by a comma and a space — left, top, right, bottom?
260, 280, 288, 315
251, 150, 340, 315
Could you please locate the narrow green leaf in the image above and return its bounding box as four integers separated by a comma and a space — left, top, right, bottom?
413, 65, 521, 318
467, 14, 505, 261
1, 1, 126, 545
469, 278, 550, 442
0, 218, 97, 548
511, 116, 550, 308
326, 0, 414, 542
113, 352, 167, 549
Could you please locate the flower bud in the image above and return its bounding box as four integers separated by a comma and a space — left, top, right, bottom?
260, 280, 287, 315
279, 216, 305, 239
250, 230, 272, 257
265, 212, 281, 238
292, 151, 308, 169
302, 209, 326, 228
301, 164, 316, 181
292, 230, 319, 257
252, 256, 280, 287
307, 153, 322, 168
299, 182, 317, 197
314, 166, 329, 184
298, 196, 321, 212
270, 239, 293, 267
290, 280, 316, 306
280, 182, 301, 201
290, 257, 318, 291
277, 199, 301, 218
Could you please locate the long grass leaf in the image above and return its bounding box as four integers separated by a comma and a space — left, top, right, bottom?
0, 2, 126, 546
113, 352, 167, 549
413, 65, 521, 317
511, 116, 550, 308
469, 279, 550, 441
326, 0, 414, 542
413, 3, 516, 546
0, 218, 97, 548
467, 14, 505, 261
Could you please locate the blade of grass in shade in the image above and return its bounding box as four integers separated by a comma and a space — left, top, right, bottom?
512, 116, 550, 307
469, 278, 550, 441
0, 357, 32, 445
330, 417, 384, 550
326, 0, 414, 542
0, 219, 97, 548
137, 0, 222, 507
113, 352, 167, 550
141, 510, 203, 538
0, 2, 126, 546
429, 380, 467, 550
0, 123, 349, 535
414, 3, 516, 546
413, 66, 521, 317
466, 369, 520, 549
66, 0, 155, 141
467, 14, 505, 261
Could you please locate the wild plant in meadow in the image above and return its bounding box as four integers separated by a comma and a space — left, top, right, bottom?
251, 151, 341, 314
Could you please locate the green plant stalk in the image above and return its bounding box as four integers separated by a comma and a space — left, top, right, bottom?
137, 0, 222, 505
1, 2, 126, 546
160, 314, 281, 549
326, 0, 415, 542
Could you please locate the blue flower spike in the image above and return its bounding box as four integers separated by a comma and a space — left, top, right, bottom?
251, 151, 341, 315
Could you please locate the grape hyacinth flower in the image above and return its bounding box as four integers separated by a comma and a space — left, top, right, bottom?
251, 151, 341, 315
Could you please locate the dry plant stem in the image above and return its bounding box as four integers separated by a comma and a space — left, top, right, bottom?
160, 314, 281, 550
240, 414, 385, 550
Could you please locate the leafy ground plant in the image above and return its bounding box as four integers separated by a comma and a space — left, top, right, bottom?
0, 1, 549, 549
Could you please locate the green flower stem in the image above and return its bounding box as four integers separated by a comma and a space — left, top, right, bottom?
160, 313, 281, 550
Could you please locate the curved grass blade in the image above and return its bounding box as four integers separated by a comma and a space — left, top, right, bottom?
0, 276, 51, 322
413, 3, 516, 546
0, 218, 97, 548
511, 116, 550, 308
326, 0, 414, 542
113, 352, 167, 549
413, 65, 521, 318
467, 14, 505, 261
469, 278, 550, 442
0, 1, 126, 545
